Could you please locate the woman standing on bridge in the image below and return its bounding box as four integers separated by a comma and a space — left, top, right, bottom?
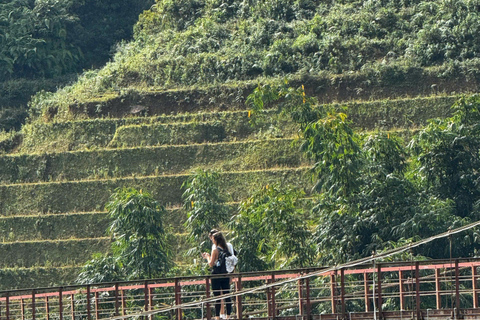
202, 232, 233, 319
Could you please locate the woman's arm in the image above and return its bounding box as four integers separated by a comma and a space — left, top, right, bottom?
203, 248, 219, 268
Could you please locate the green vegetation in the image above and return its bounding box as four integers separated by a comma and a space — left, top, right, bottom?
182, 169, 227, 255
27, 0, 480, 120
77, 187, 173, 283
2, 0, 480, 291
240, 87, 480, 267
0, 0, 153, 130
231, 184, 314, 271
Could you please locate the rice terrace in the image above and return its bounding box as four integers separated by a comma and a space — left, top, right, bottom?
2, 0, 480, 319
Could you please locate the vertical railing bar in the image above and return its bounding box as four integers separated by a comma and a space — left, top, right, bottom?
115, 283, 120, 316
86, 285, 91, 320
95, 292, 99, 320
330, 271, 336, 314
45, 296, 50, 320
455, 259, 460, 317
121, 289, 126, 316
305, 277, 311, 320
415, 261, 421, 320
271, 273, 276, 318
435, 268, 441, 309
21, 298, 24, 320
70, 293, 75, 320
205, 277, 211, 320
399, 270, 404, 311
5, 291, 8, 320
473, 265, 478, 308
235, 276, 243, 320
58, 287, 63, 320
266, 276, 272, 319
377, 263, 382, 320
149, 287, 154, 320
175, 278, 182, 320
298, 278, 304, 317
364, 272, 370, 312
340, 268, 345, 318
32, 289, 36, 320
144, 280, 149, 320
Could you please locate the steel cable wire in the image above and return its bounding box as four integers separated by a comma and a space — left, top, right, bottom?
105, 219, 480, 320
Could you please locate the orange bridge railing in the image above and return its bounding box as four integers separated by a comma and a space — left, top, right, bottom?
2, 258, 480, 320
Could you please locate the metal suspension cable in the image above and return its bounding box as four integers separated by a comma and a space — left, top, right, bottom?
106, 219, 480, 320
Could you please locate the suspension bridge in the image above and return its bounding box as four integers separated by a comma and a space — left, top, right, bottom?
2, 222, 480, 320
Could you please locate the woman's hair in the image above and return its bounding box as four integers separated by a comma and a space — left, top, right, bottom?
209, 229, 219, 237
212, 232, 227, 250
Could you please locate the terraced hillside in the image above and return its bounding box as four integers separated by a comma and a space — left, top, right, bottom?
0, 91, 466, 290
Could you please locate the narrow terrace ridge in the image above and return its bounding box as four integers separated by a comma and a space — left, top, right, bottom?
0, 237, 110, 268
0, 138, 303, 185
0, 265, 82, 290
0, 167, 311, 216
13, 94, 460, 155
0, 166, 310, 188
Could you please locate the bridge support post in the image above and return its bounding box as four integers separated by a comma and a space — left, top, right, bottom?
399, 270, 404, 311
86, 285, 91, 320
32, 289, 36, 320
144, 281, 149, 320
235, 276, 243, 320
298, 278, 304, 317
472, 266, 478, 308
415, 262, 421, 320
205, 278, 211, 320
45, 296, 50, 320
95, 292, 99, 319
364, 272, 370, 312
267, 273, 276, 319
340, 269, 345, 319
115, 283, 120, 316
455, 260, 461, 319
70, 294, 75, 320
5, 291, 9, 320
377, 264, 382, 320
175, 278, 182, 320
305, 277, 311, 320
330, 272, 336, 314
435, 268, 441, 309
58, 287, 62, 320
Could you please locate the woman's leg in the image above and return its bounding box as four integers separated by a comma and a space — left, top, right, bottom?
220, 278, 232, 317
211, 278, 222, 318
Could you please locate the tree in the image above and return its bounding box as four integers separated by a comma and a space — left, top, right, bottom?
77, 187, 173, 284
231, 184, 314, 271
182, 169, 228, 256
302, 109, 363, 198
107, 187, 173, 279
409, 95, 480, 218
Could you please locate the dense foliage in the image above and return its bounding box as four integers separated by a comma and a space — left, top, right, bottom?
29, 0, 480, 121
77, 187, 173, 283
0, 0, 153, 130
0, 0, 152, 80
239, 85, 480, 267
182, 169, 228, 256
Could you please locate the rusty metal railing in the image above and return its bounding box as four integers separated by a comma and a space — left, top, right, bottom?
2, 259, 480, 320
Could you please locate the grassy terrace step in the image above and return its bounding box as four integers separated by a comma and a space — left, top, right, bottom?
0, 238, 110, 268
0, 167, 310, 216
0, 212, 111, 242
16, 94, 460, 154
0, 266, 81, 290
20, 110, 269, 153
0, 138, 303, 184
0, 207, 190, 242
